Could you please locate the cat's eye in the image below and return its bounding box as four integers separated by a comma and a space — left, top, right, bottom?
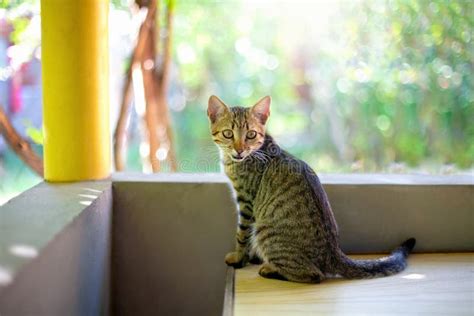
222, 129, 234, 139
246, 130, 257, 139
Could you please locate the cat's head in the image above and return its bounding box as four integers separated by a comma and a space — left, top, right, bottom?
207, 95, 271, 162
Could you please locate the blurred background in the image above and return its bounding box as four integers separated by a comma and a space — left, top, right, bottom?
0, 0, 473, 204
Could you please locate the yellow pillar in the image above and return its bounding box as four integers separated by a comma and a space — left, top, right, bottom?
41, 0, 110, 181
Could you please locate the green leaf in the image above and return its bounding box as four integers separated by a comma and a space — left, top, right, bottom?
25, 127, 43, 145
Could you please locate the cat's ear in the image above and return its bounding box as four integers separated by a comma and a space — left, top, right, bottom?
251, 96, 271, 124
208, 95, 229, 123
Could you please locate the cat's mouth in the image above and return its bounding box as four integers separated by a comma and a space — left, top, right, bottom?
230, 154, 246, 162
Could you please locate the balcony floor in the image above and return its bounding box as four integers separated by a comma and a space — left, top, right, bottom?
235, 253, 474, 315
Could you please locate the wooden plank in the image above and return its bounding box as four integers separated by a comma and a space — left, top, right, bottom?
234, 253, 474, 315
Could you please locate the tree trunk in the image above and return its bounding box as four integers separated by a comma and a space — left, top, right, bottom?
0, 105, 44, 177
114, 0, 178, 172
155, 0, 177, 171
113, 0, 157, 171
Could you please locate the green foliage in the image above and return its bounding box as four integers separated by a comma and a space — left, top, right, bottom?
25, 127, 43, 145
9, 16, 29, 44
171, 0, 473, 173
341, 0, 474, 170
0, 0, 34, 9
110, 0, 129, 10
1, 0, 127, 10
2, 0, 473, 175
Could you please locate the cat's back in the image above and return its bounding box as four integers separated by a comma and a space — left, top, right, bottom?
253, 150, 339, 242
262, 150, 317, 188
254, 151, 319, 216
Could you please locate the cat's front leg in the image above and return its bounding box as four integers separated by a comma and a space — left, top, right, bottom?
225, 194, 254, 268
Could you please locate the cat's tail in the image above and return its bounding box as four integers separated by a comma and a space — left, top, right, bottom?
335, 238, 416, 279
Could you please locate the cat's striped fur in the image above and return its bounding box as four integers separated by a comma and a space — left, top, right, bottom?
208, 95, 416, 283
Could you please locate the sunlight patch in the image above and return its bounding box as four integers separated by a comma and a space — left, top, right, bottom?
78, 194, 98, 199
402, 273, 425, 280
9, 244, 38, 258
0, 266, 12, 286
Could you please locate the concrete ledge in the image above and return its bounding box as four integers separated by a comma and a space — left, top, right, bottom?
324, 183, 473, 253
318, 173, 473, 185
111, 174, 236, 315
0, 180, 112, 315
112, 172, 229, 183
113, 172, 474, 186
112, 173, 473, 253
0, 173, 472, 315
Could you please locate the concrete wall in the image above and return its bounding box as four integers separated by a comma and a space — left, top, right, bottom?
0, 181, 112, 315
323, 181, 473, 253
111, 174, 237, 316
0, 173, 471, 315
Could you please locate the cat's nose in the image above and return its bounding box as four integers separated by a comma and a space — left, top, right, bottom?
236, 149, 243, 155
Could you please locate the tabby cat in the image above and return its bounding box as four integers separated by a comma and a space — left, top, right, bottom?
208, 95, 416, 283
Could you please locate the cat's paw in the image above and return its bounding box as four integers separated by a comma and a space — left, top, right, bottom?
225, 252, 246, 268
258, 263, 287, 281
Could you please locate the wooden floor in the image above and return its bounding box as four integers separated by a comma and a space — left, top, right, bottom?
234, 253, 474, 315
